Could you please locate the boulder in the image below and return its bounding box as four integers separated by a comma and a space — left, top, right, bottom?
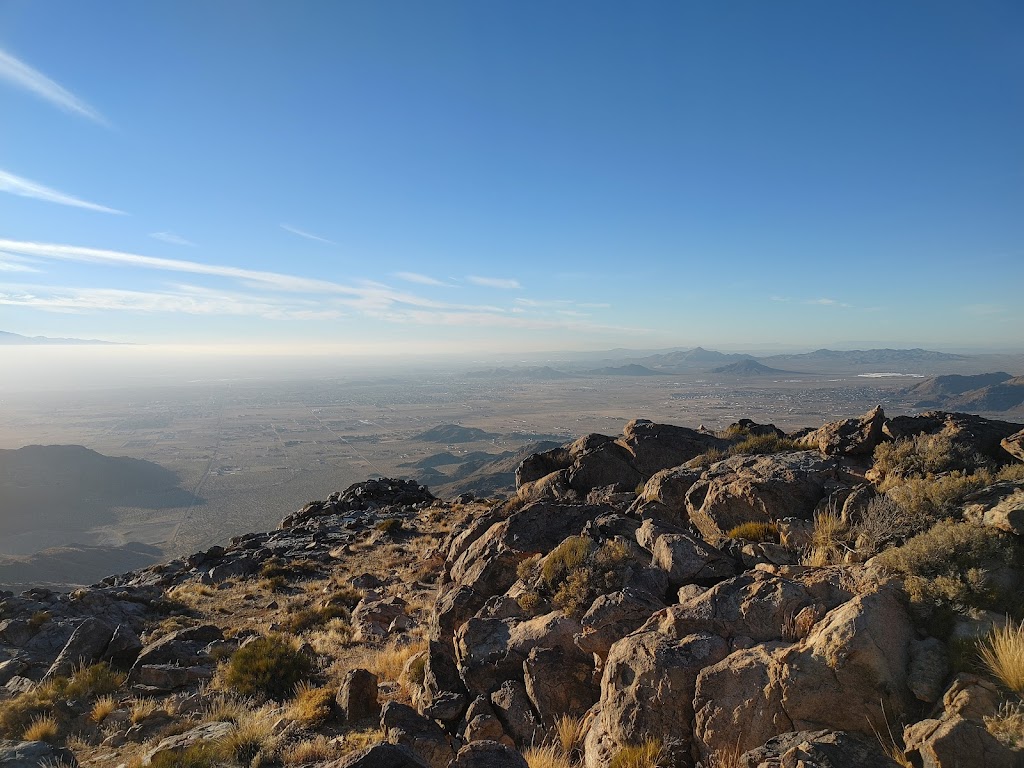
576, 588, 666, 661
0, 740, 79, 767
650, 533, 735, 589
142, 721, 234, 765
567, 440, 642, 495
962, 481, 1024, 536
338, 668, 380, 722
353, 596, 409, 642
684, 452, 840, 542
490, 680, 542, 746
101, 624, 143, 670
452, 741, 529, 768
584, 629, 729, 768
908, 637, 950, 704
516, 446, 572, 488
1002, 428, 1024, 462
634, 467, 702, 526
693, 588, 915, 760
131, 625, 223, 675
883, 411, 1023, 463
523, 645, 599, 723
796, 406, 885, 456
739, 730, 902, 768
903, 673, 1018, 768
618, 419, 728, 476
381, 701, 456, 768
325, 743, 430, 768
43, 616, 115, 680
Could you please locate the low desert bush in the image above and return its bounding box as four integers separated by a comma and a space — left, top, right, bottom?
543, 536, 594, 585
874, 433, 990, 487
22, 713, 59, 743
853, 495, 931, 555
875, 520, 1019, 632
28, 610, 51, 629
609, 739, 666, 768
885, 472, 989, 521
376, 518, 404, 535
222, 634, 313, 700
284, 603, 350, 634
552, 539, 631, 617
688, 447, 727, 469
0, 676, 71, 737
725, 521, 780, 543
979, 620, 1024, 697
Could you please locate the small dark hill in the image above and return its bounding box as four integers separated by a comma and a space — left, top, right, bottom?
414, 424, 498, 443
712, 360, 793, 376
0, 542, 162, 591
0, 445, 199, 540
907, 372, 1013, 405
586, 364, 663, 376
430, 441, 563, 498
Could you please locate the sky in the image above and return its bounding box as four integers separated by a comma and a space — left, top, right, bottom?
0, 1, 1021, 354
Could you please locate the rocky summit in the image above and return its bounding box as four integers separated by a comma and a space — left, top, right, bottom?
1, 409, 1024, 768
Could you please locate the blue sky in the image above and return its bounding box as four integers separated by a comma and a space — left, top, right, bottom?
0, 1, 1021, 353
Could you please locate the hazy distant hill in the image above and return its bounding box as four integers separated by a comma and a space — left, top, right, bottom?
907, 372, 1014, 404
465, 366, 572, 380
427, 440, 563, 498
0, 542, 161, 591
0, 445, 198, 548
586, 364, 663, 376
762, 348, 967, 367
943, 377, 1024, 413
413, 424, 498, 443
712, 360, 794, 376
0, 330, 118, 345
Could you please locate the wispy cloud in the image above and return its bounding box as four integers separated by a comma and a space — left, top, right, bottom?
0, 169, 125, 214
770, 295, 790, 302
394, 271, 450, 287
0, 252, 41, 273
467, 275, 521, 289
0, 47, 107, 125
280, 223, 335, 245
804, 297, 852, 307
962, 303, 1007, 316
150, 231, 196, 247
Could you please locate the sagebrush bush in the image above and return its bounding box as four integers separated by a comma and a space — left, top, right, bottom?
543, 536, 593, 585
223, 635, 313, 700
283, 603, 349, 634
726, 521, 780, 543
853, 495, 931, 555
874, 433, 990, 486
884, 472, 989, 521
875, 520, 1019, 630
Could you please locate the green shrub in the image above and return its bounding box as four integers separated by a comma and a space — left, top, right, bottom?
223, 635, 313, 700
875, 520, 1020, 632
874, 433, 990, 488
376, 518, 404, 535
64, 662, 125, 699
542, 536, 593, 586
283, 603, 349, 634
885, 472, 990, 521
726, 521, 780, 543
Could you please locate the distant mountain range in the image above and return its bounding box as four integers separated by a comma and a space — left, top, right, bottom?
0, 330, 119, 345
585, 364, 663, 376
465, 366, 573, 381
760, 348, 967, 366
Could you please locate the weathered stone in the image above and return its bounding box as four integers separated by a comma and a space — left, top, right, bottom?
452, 741, 529, 768
44, 616, 115, 680
325, 742, 429, 768
576, 588, 666, 661
650, 533, 735, 589
740, 729, 902, 768
523, 645, 598, 723
962, 481, 1024, 535
0, 740, 79, 767
908, 637, 950, 703
490, 680, 542, 747
797, 406, 885, 456
381, 701, 455, 768
141, 721, 234, 765
1003, 428, 1024, 462
102, 624, 143, 670
338, 668, 380, 722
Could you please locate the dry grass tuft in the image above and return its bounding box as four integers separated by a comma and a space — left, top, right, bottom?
554, 713, 588, 759
802, 507, 849, 566
985, 701, 1024, 750
23, 713, 59, 743
979, 620, 1024, 696
288, 681, 335, 727
609, 739, 666, 768
282, 734, 345, 765
217, 705, 281, 765
725, 521, 780, 543
90, 695, 118, 724
129, 697, 160, 725
371, 638, 428, 683
524, 744, 573, 768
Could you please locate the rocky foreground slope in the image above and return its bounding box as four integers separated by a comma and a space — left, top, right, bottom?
1, 409, 1024, 768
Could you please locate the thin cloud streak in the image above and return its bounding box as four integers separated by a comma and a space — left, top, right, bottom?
394, 271, 450, 287
150, 232, 196, 247
467, 275, 521, 289
0, 253, 41, 273
0, 170, 125, 214
0, 47, 107, 124
280, 223, 335, 244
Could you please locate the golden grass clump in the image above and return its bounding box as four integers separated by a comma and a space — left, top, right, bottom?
217, 705, 281, 766
725, 521, 780, 543
727, 433, 801, 456
554, 713, 588, 759
65, 662, 125, 699
288, 681, 335, 727
802, 508, 849, 567
524, 744, 573, 768
986, 701, 1024, 750
979, 620, 1024, 697
371, 638, 428, 683
90, 695, 118, 724
282, 734, 345, 765
22, 714, 59, 743
609, 739, 666, 768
